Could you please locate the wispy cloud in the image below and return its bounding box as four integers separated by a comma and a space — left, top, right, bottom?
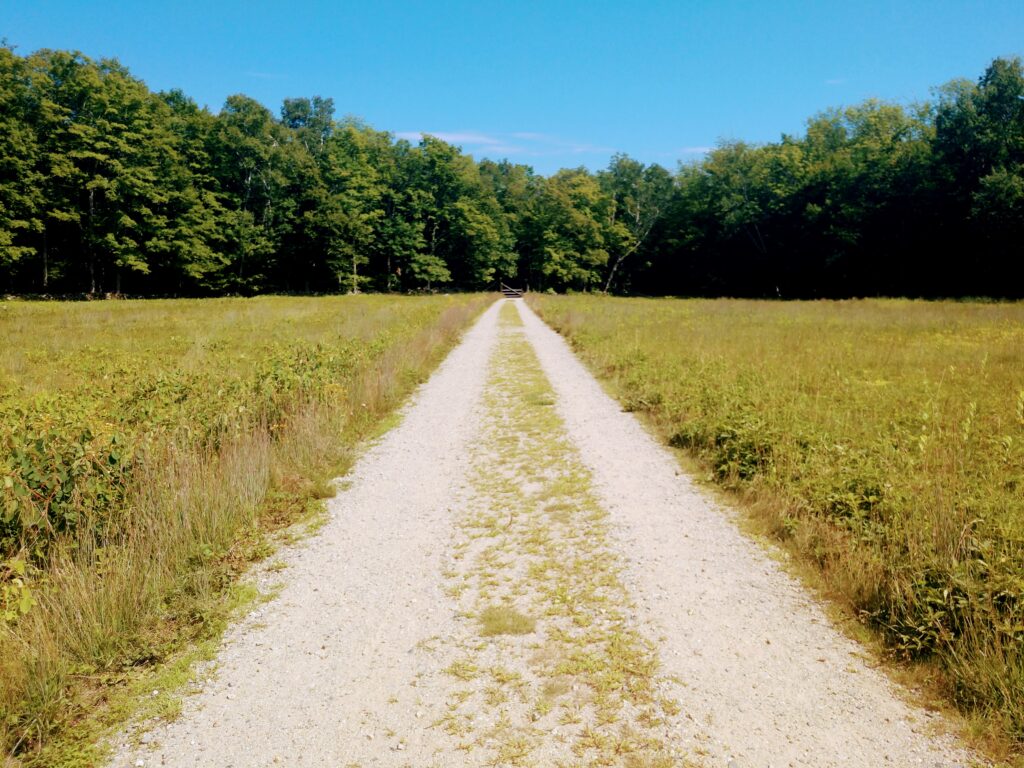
396, 130, 505, 145
481, 143, 530, 155
515, 132, 614, 155
567, 142, 615, 154
395, 129, 614, 160
395, 129, 717, 172
245, 71, 288, 81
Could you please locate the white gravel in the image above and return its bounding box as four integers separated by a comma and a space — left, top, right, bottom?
110, 298, 979, 768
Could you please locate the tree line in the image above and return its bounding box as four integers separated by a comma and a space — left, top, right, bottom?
1, 46, 1022, 298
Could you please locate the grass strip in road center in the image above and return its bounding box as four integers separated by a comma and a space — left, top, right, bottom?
435, 302, 693, 768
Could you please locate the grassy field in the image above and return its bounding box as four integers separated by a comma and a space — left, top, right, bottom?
0, 294, 490, 765
528, 295, 1024, 753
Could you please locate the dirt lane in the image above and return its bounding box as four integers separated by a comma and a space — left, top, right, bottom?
111, 299, 977, 768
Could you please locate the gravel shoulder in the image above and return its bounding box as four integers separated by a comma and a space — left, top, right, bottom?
111, 298, 978, 768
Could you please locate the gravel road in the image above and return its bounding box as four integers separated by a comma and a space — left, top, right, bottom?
110, 298, 977, 768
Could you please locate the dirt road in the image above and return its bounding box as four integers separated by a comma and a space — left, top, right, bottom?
112, 299, 976, 767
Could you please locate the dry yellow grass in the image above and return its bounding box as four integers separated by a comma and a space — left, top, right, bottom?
478, 605, 537, 637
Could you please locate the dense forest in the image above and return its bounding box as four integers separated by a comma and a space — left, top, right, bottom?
0, 46, 1022, 298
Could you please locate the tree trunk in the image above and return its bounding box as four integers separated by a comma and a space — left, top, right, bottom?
41, 227, 48, 290
603, 240, 641, 293
88, 188, 96, 294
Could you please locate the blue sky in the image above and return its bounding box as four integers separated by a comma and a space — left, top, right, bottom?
4, 1, 1023, 175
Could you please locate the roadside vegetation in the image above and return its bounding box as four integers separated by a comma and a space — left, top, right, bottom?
529, 294, 1024, 755
0, 293, 489, 765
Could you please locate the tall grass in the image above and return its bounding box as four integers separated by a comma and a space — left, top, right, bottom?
0, 294, 490, 764
529, 295, 1024, 751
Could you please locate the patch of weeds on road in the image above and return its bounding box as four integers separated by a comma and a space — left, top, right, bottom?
479, 605, 536, 636
444, 659, 480, 681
